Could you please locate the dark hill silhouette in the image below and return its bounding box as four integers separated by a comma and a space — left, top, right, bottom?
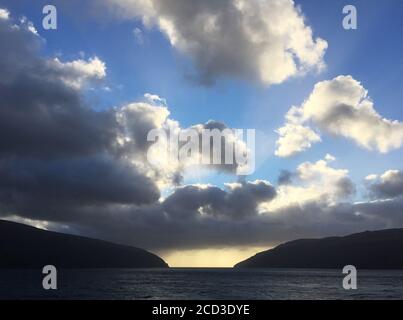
235, 229, 403, 269
0, 220, 168, 268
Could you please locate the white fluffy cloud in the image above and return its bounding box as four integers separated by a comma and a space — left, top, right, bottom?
115, 95, 181, 188
48, 56, 106, 89
276, 75, 403, 157
262, 155, 355, 211
275, 121, 321, 158
103, 0, 327, 85
164, 180, 276, 219
0, 8, 10, 20
115, 94, 253, 189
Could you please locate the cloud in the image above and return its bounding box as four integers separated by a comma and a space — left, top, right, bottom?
0, 8, 257, 226
276, 75, 403, 157
0, 157, 161, 226
0, 11, 237, 193
0, 157, 159, 210
133, 27, 144, 45
187, 120, 254, 175
116, 97, 252, 187
164, 180, 276, 220
366, 170, 403, 200
277, 170, 294, 185
0, 8, 9, 20
39, 162, 402, 251
144, 93, 167, 106
48, 56, 106, 89
40, 156, 369, 251
263, 155, 355, 211
117, 96, 172, 152
275, 122, 321, 157
0, 11, 164, 224
0, 14, 117, 159
101, 0, 327, 85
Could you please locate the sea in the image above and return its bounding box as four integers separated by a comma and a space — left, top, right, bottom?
0, 268, 402, 300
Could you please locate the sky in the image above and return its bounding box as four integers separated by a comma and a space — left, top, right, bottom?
1, 0, 403, 267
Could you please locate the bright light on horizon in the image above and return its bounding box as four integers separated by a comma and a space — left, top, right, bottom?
159, 246, 271, 268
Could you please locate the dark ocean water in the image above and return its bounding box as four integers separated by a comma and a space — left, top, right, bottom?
0, 268, 402, 300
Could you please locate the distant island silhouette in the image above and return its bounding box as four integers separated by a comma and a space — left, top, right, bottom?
0, 220, 168, 268
235, 229, 403, 269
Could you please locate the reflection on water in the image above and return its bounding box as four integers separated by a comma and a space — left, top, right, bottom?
1, 268, 403, 300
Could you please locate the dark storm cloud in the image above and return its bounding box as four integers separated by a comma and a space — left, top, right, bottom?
46, 196, 403, 251
0, 157, 159, 209
0, 13, 40, 79
367, 170, 403, 200
277, 170, 294, 185
354, 197, 403, 226
163, 181, 276, 219
116, 102, 167, 153
0, 77, 118, 158
335, 177, 356, 198
0, 16, 118, 159
0, 11, 160, 219
202, 120, 228, 132
44, 170, 400, 251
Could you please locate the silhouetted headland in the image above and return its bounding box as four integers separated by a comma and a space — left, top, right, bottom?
0, 220, 168, 268
235, 229, 403, 269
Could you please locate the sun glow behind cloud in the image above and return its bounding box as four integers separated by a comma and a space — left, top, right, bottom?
159, 246, 271, 268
